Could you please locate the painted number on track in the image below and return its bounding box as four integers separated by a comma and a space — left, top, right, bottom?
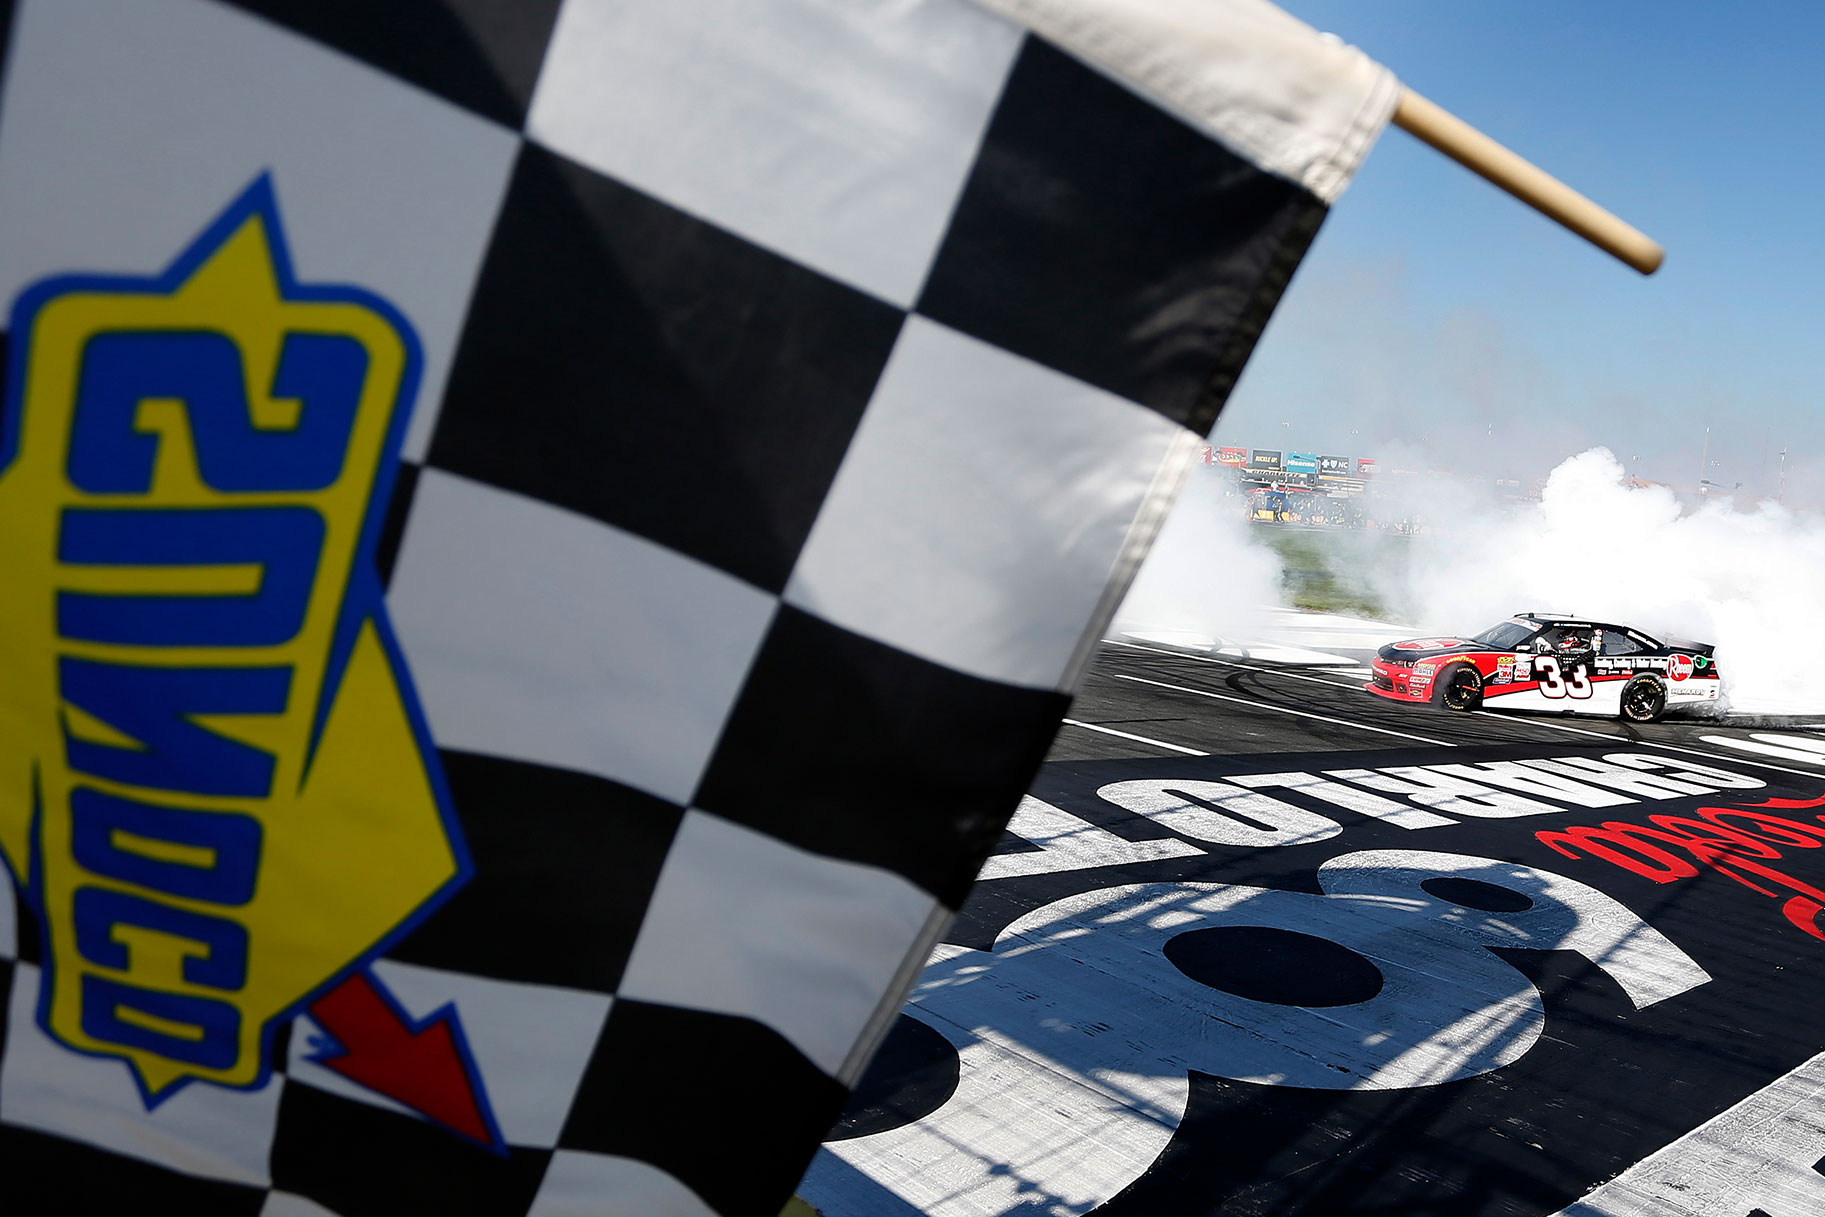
813, 851, 1709, 1217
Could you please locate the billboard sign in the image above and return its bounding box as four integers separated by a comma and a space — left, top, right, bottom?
1318, 455, 1353, 480
1247, 449, 1282, 471
1218, 446, 1247, 467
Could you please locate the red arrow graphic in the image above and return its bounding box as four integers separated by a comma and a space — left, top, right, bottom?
307, 971, 501, 1151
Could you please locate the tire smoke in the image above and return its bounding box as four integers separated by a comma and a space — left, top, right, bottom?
1111, 466, 1284, 650
1386, 447, 1825, 715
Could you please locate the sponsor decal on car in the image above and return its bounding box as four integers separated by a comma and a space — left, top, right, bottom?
1493, 656, 1516, 685
1394, 638, 1473, 652
1668, 653, 1696, 682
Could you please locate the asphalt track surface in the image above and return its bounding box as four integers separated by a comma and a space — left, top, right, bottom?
804, 641, 1825, 1217
1051, 639, 1786, 762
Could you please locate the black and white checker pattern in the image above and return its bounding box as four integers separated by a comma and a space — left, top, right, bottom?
0, 0, 1389, 1213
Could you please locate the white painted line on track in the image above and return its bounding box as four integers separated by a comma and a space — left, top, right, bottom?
1104, 639, 1366, 690
1104, 639, 1825, 779
1060, 718, 1208, 756
1473, 711, 1825, 782
1698, 733, 1825, 768
1470, 711, 1627, 740
1546, 1047, 1825, 1217
1112, 674, 1458, 748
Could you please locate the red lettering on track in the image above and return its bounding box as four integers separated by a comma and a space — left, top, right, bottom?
1536, 793, 1825, 940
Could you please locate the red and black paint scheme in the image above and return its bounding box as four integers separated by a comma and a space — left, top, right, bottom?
1367, 612, 1722, 721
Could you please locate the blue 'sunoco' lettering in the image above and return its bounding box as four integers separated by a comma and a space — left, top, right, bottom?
74, 887, 250, 991
57, 506, 326, 647
70, 789, 262, 906
50, 326, 351, 1068
67, 329, 367, 494
79, 975, 241, 1071
59, 658, 291, 798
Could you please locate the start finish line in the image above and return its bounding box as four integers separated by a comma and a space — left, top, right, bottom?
804, 739, 1825, 1217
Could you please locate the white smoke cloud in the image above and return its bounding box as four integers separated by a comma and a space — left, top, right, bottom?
1105, 447, 1824, 715
1389, 447, 1825, 715
1110, 468, 1284, 649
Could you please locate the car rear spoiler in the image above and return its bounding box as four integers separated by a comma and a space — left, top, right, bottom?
1662, 637, 1715, 657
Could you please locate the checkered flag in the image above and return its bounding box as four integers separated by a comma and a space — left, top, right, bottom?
0, 1, 1393, 1213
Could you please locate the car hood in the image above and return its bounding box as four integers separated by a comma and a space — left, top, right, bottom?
1376, 638, 1483, 663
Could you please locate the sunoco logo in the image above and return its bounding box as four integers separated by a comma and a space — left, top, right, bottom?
0, 179, 476, 1119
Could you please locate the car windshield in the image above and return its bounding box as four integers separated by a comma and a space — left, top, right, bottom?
1471, 621, 1537, 650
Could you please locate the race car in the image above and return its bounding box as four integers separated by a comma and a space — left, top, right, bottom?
1365, 613, 1721, 722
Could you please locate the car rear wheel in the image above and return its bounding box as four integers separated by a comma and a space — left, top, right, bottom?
1439, 665, 1483, 711
1621, 676, 1666, 723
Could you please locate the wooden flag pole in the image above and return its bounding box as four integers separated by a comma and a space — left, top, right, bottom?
1392, 88, 1665, 275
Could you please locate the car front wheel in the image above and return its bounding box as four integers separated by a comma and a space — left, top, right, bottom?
1621, 676, 1666, 723
1439, 664, 1483, 711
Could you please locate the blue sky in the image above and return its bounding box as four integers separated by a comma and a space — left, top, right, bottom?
1217, 2, 1825, 503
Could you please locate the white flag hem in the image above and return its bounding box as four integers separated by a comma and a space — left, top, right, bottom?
967, 0, 1399, 203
